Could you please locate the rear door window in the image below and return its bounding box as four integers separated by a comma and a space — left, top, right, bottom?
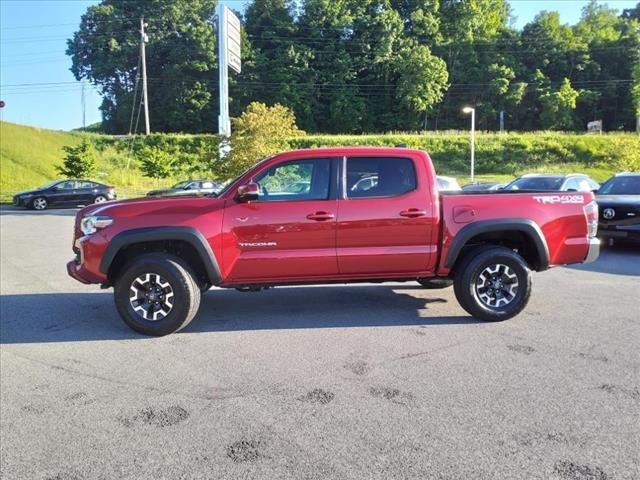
346, 157, 416, 198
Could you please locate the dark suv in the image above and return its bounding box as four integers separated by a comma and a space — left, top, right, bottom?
13, 179, 116, 210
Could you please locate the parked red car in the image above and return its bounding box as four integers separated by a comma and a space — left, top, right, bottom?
68, 147, 599, 336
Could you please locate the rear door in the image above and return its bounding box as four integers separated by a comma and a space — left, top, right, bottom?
76, 181, 98, 203
222, 157, 339, 282
336, 155, 438, 275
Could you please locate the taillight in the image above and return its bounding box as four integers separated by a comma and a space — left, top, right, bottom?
584, 200, 598, 238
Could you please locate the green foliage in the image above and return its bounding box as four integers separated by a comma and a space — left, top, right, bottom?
226, 102, 303, 177
396, 45, 449, 113
540, 79, 580, 130
139, 146, 177, 179
2, 121, 637, 203
67, 0, 217, 134
57, 140, 97, 178
70, 0, 640, 133
289, 132, 640, 177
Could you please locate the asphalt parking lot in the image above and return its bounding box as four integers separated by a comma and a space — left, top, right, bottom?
0, 206, 638, 480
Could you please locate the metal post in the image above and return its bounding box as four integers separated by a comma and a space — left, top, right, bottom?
218, 4, 231, 156
470, 110, 475, 182
140, 18, 150, 135
81, 82, 86, 130
499, 110, 504, 134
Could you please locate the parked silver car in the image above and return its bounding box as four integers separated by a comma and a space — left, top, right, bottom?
146, 180, 222, 197
504, 173, 599, 192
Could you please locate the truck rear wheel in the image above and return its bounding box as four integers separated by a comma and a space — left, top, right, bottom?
453, 246, 531, 322
114, 253, 201, 336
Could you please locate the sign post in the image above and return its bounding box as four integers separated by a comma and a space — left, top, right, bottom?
587, 120, 603, 134
218, 4, 241, 158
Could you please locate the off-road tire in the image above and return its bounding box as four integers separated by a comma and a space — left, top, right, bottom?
114, 253, 201, 336
453, 246, 531, 322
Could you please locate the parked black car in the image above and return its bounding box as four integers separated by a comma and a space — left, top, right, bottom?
13, 180, 116, 210
146, 180, 222, 197
596, 172, 640, 245
503, 173, 599, 192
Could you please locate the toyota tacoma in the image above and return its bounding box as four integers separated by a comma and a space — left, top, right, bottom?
67, 147, 600, 336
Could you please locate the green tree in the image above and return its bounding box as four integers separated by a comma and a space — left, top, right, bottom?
57, 141, 96, 178
540, 78, 579, 130
67, 0, 217, 134
396, 45, 449, 118
226, 102, 303, 176
139, 146, 178, 179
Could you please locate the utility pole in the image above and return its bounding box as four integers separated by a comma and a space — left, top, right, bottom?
140, 17, 150, 135
499, 110, 504, 134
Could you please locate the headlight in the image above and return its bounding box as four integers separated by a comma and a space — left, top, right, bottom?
80, 215, 113, 235
21, 193, 33, 198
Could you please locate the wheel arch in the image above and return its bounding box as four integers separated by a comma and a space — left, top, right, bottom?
100, 227, 222, 286
445, 219, 550, 272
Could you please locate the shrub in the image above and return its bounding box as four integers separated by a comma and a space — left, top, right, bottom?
57, 140, 96, 178
226, 102, 304, 177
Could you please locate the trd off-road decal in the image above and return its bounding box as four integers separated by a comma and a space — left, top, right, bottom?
533, 195, 584, 205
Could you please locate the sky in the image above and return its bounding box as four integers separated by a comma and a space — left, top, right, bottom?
0, 0, 637, 131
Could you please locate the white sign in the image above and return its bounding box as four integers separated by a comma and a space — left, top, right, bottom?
225, 7, 241, 74
587, 120, 602, 133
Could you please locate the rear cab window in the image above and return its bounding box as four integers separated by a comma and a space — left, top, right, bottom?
346, 157, 417, 198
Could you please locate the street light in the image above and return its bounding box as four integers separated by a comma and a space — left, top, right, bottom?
462, 106, 475, 182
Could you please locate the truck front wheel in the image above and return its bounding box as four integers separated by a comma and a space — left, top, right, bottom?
453, 246, 531, 322
114, 253, 201, 336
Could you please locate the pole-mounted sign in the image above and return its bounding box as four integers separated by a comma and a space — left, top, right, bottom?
218, 4, 241, 141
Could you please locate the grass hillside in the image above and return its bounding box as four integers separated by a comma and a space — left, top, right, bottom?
0, 122, 82, 197
0, 122, 177, 202
1, 121, 638, 202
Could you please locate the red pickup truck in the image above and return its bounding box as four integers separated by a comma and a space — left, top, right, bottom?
67, 147, 599, 336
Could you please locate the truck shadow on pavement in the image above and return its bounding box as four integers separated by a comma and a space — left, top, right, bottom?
0, 285, 475, 344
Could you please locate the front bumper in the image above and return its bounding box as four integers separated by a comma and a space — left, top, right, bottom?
13, 196, 30, 207
598, 223, 640, 242
67, 235, 109, 285
583, 237, 600, 264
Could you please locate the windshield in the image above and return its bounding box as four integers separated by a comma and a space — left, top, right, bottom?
598, 176, 640, 195
505, 177, 564, 191
38, 180, 61, 189
172, 181, 191, 189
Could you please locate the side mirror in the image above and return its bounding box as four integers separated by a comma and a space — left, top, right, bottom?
237, 182, 260, 202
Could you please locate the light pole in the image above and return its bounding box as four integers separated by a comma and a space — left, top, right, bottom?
462, 106, 475, 182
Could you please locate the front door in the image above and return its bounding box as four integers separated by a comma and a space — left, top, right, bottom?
336, 155, 438, 276
49, 180, 78, 206
222, 157, 339, 283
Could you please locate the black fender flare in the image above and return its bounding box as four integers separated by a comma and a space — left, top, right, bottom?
99, 227, 222, 284
444, 219, 550, 271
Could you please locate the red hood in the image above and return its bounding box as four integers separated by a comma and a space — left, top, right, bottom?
77, 195, 225, 219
